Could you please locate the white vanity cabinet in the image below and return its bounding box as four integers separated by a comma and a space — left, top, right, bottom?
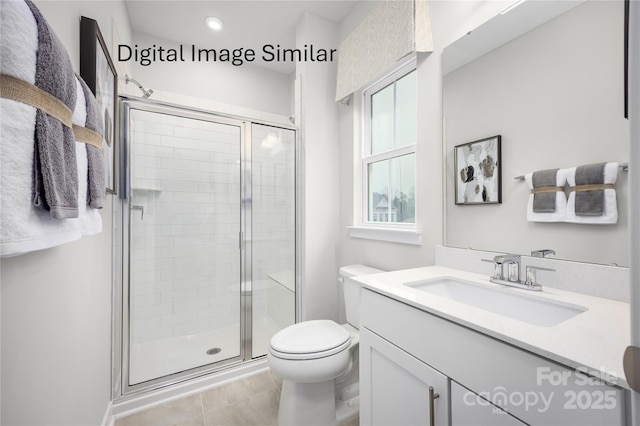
360, 288, 628, 426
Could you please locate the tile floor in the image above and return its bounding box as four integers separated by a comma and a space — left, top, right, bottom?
115, 371, 359, 426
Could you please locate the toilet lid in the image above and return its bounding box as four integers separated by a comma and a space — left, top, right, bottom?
270, 320, 350, 356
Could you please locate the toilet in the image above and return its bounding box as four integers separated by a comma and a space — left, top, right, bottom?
268, 264, 384, 426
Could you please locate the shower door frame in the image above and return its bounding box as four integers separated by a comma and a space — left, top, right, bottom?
113, 96, 300, 400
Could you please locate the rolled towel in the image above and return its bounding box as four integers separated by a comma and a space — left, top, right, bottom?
25, 0, 79, 219
532, 168, 561, 213
0, 0, 81, 256
524, 169, 567, 222
575, 162, 606, 216
566, 162, 618, 225
0, 1, 104, 256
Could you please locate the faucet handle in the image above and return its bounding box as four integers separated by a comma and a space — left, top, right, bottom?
505, 261, 520, 282
526, 265, 555, 272
481, 258, 504, 279
525, 265, 555, 287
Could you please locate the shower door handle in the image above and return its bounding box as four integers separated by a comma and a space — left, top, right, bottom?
131, 204, 144, 220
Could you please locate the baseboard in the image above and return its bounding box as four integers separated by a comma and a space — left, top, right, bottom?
101, 401, 115, 426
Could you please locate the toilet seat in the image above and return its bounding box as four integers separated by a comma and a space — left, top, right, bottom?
270, 320, 351, 360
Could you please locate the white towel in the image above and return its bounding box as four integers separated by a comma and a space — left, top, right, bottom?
0, 1, 101, 257
566, 162, 618, 225
524, 169, 567, 222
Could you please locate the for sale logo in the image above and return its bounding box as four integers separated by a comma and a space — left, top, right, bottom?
463, 366, 619, 414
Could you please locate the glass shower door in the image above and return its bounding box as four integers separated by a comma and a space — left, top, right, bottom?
250, 123, 296, 357
126, 107, 243, 386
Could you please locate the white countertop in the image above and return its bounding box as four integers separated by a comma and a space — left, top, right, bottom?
355, 266, 631, 390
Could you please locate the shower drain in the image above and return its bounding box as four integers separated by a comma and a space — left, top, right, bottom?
206, 347, 222, 355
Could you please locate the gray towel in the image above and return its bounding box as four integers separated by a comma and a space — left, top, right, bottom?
575, 162, 606, 216
25, 0, 78, 219
532, 168, 559, 213
77, 75, 105, 209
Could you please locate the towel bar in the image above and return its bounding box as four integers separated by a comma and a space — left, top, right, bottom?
514, 162, 629, 181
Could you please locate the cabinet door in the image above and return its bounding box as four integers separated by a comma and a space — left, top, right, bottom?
360, 327, 449, 426
451, 381, 527, 426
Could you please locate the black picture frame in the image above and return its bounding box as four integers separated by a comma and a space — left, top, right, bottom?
454, 135, 502, 205
80, 16, 118, 194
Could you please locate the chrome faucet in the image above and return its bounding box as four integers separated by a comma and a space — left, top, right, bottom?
492, 254, 520, 282
485, 253, 553, 291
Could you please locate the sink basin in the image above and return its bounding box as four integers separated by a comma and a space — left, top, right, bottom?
405, 277, 587, 327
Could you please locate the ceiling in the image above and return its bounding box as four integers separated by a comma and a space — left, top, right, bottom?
125, 0, 357, 74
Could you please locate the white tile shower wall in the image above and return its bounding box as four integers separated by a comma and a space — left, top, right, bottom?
130, 110, 242, 343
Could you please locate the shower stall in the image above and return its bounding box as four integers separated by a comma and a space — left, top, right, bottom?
114, 97, 297, 397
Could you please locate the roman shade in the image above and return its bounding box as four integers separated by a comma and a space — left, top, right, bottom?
335, 0, 433, 101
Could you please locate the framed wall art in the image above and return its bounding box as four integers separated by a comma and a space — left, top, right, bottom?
454, 135, 502, 205
80, 16, 118, 194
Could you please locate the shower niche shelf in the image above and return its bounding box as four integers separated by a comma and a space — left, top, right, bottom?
132, 186, 162, 194
268, 271, 295, 293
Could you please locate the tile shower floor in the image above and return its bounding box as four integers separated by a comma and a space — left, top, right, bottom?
115, 370, 360, 426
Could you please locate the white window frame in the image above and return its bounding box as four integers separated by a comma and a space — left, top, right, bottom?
348, 56, 422, 245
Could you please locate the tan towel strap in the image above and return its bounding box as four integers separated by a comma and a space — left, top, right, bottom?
531, 186, 564, 194
72, 125, 102, 151
570, 184, 615, 192
1, 73, 102, 152
0, 73, 73, 128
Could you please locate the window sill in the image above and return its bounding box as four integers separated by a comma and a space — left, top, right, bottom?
347, 226, 422, 246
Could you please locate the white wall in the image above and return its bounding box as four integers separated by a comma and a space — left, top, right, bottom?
0, 1, 131, 424
295, 12, 341, 321
444, 1, 629, 266
129, 32, 292, 117
336, 1, 510, 275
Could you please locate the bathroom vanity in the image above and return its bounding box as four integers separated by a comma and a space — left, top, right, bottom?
356, 266, 630, 425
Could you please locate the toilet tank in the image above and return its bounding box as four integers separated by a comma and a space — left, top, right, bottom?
339, 264, 384, 329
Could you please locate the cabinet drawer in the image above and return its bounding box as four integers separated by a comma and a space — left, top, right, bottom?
361, 288, 626, 426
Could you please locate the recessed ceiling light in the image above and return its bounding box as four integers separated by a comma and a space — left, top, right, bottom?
205, 16, 224, 31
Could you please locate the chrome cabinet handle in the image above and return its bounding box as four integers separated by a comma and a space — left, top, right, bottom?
429, 386, 440, 426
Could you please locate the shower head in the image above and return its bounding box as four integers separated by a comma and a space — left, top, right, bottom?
125, 75, 153, 98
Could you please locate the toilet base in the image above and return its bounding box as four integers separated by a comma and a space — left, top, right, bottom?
276, 380, 361, 426
336, 382, 360, 424
278, 380, 338, 426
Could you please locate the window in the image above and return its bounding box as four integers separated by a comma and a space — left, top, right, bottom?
363, 61, 416, 227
